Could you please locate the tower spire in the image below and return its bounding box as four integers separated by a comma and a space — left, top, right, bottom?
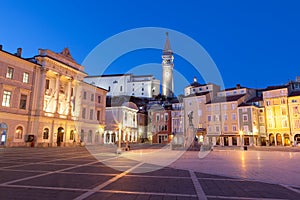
163, 32, 172, 54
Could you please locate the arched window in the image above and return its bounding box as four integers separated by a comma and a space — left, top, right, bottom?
80, 129, 84, 142
70, 130, 74, 141
15, 126, 23, 139
43, 128, 49, 139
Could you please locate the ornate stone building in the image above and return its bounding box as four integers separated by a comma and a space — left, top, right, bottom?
0, 46, 107, 147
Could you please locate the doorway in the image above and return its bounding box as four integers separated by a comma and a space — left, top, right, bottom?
57, 127, 64, 146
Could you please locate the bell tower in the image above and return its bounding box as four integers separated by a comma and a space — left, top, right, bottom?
162, 32, 174, 98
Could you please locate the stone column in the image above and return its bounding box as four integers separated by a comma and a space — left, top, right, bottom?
67, 78, 73, 117
109, 131, 112, 144
103, 131, 107, 144
55, 74, 61, 114
274, 134, 277, 146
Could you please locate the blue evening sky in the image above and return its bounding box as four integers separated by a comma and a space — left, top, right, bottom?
1, 0, 300, 96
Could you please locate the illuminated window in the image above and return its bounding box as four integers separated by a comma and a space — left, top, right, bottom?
19, 94, 27, 110
23, 72, 29, 83
15, 126, 23, 139
6, 67, 14, 79
43, 128, 49, 139
243, 125, 249, 133
2, 91, 11, 107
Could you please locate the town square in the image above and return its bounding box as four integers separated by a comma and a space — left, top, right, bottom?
1, 1, 300, 199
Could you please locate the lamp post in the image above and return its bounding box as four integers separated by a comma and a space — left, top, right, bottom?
117, 124, 122, 154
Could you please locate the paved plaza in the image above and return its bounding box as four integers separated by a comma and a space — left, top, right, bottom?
0, 146, 299, 200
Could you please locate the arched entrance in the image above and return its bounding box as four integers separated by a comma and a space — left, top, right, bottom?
276, 133, 282, 146
283, 133, 290, 146
295, 134, 300, 145
269, 133, 275, 146
0, 123, 8, 145
57, 127, 64, 146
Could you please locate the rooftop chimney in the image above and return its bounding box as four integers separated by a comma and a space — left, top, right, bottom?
236, 84, 241, 89
16, 48, 22, 57
0, 45, 2, 50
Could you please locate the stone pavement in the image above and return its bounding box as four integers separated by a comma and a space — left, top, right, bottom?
0, 146, 299, 200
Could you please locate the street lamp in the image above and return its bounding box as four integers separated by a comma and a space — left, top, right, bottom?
117, 124, 122, 154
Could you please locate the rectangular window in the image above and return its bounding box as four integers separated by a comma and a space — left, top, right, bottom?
2, 91, 11, 107
156, 114, 160, 122
282, 117, 288, 128
97, 110, 101, 121
208, 115, 211, 122
223, 104, 227, 110
224, 114, 228, 121
259, 116, 264, 123
6, 67, 14, 79
82, 108, 86, 119
19, 94, 27, 110
243, 114, 248, 122
224, 125, 228, 132
292, 106, 300, 114
243, 125, 249, 133
215, 126, 220, 132
259, 126, 265, 133
231, 103, 236, 110
281, 107, 287, 115
23, 72, 29, 83
83, 91, 87, 99
207, 106, 211, 112
91, 94, 94, 101
208, 126, 212, 132
294, 119, 300, 129
90, 109, 94, 120
232, 125, 237, 131
45, 79, 50, 90
164, 113, 168, 121
232, 113, 236, 120
98, 95, 101, 103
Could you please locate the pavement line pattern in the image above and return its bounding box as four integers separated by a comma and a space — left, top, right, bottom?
206, 195, 288, 200
73, 161, 145, 200
0, 156, 117, 186
100, 189, 198, 197
189, 170, 208, 200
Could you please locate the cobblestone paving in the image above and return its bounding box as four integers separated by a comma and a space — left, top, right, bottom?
0, 146, 299, 200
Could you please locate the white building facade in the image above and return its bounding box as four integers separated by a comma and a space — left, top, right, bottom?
84, 74, 160, 98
